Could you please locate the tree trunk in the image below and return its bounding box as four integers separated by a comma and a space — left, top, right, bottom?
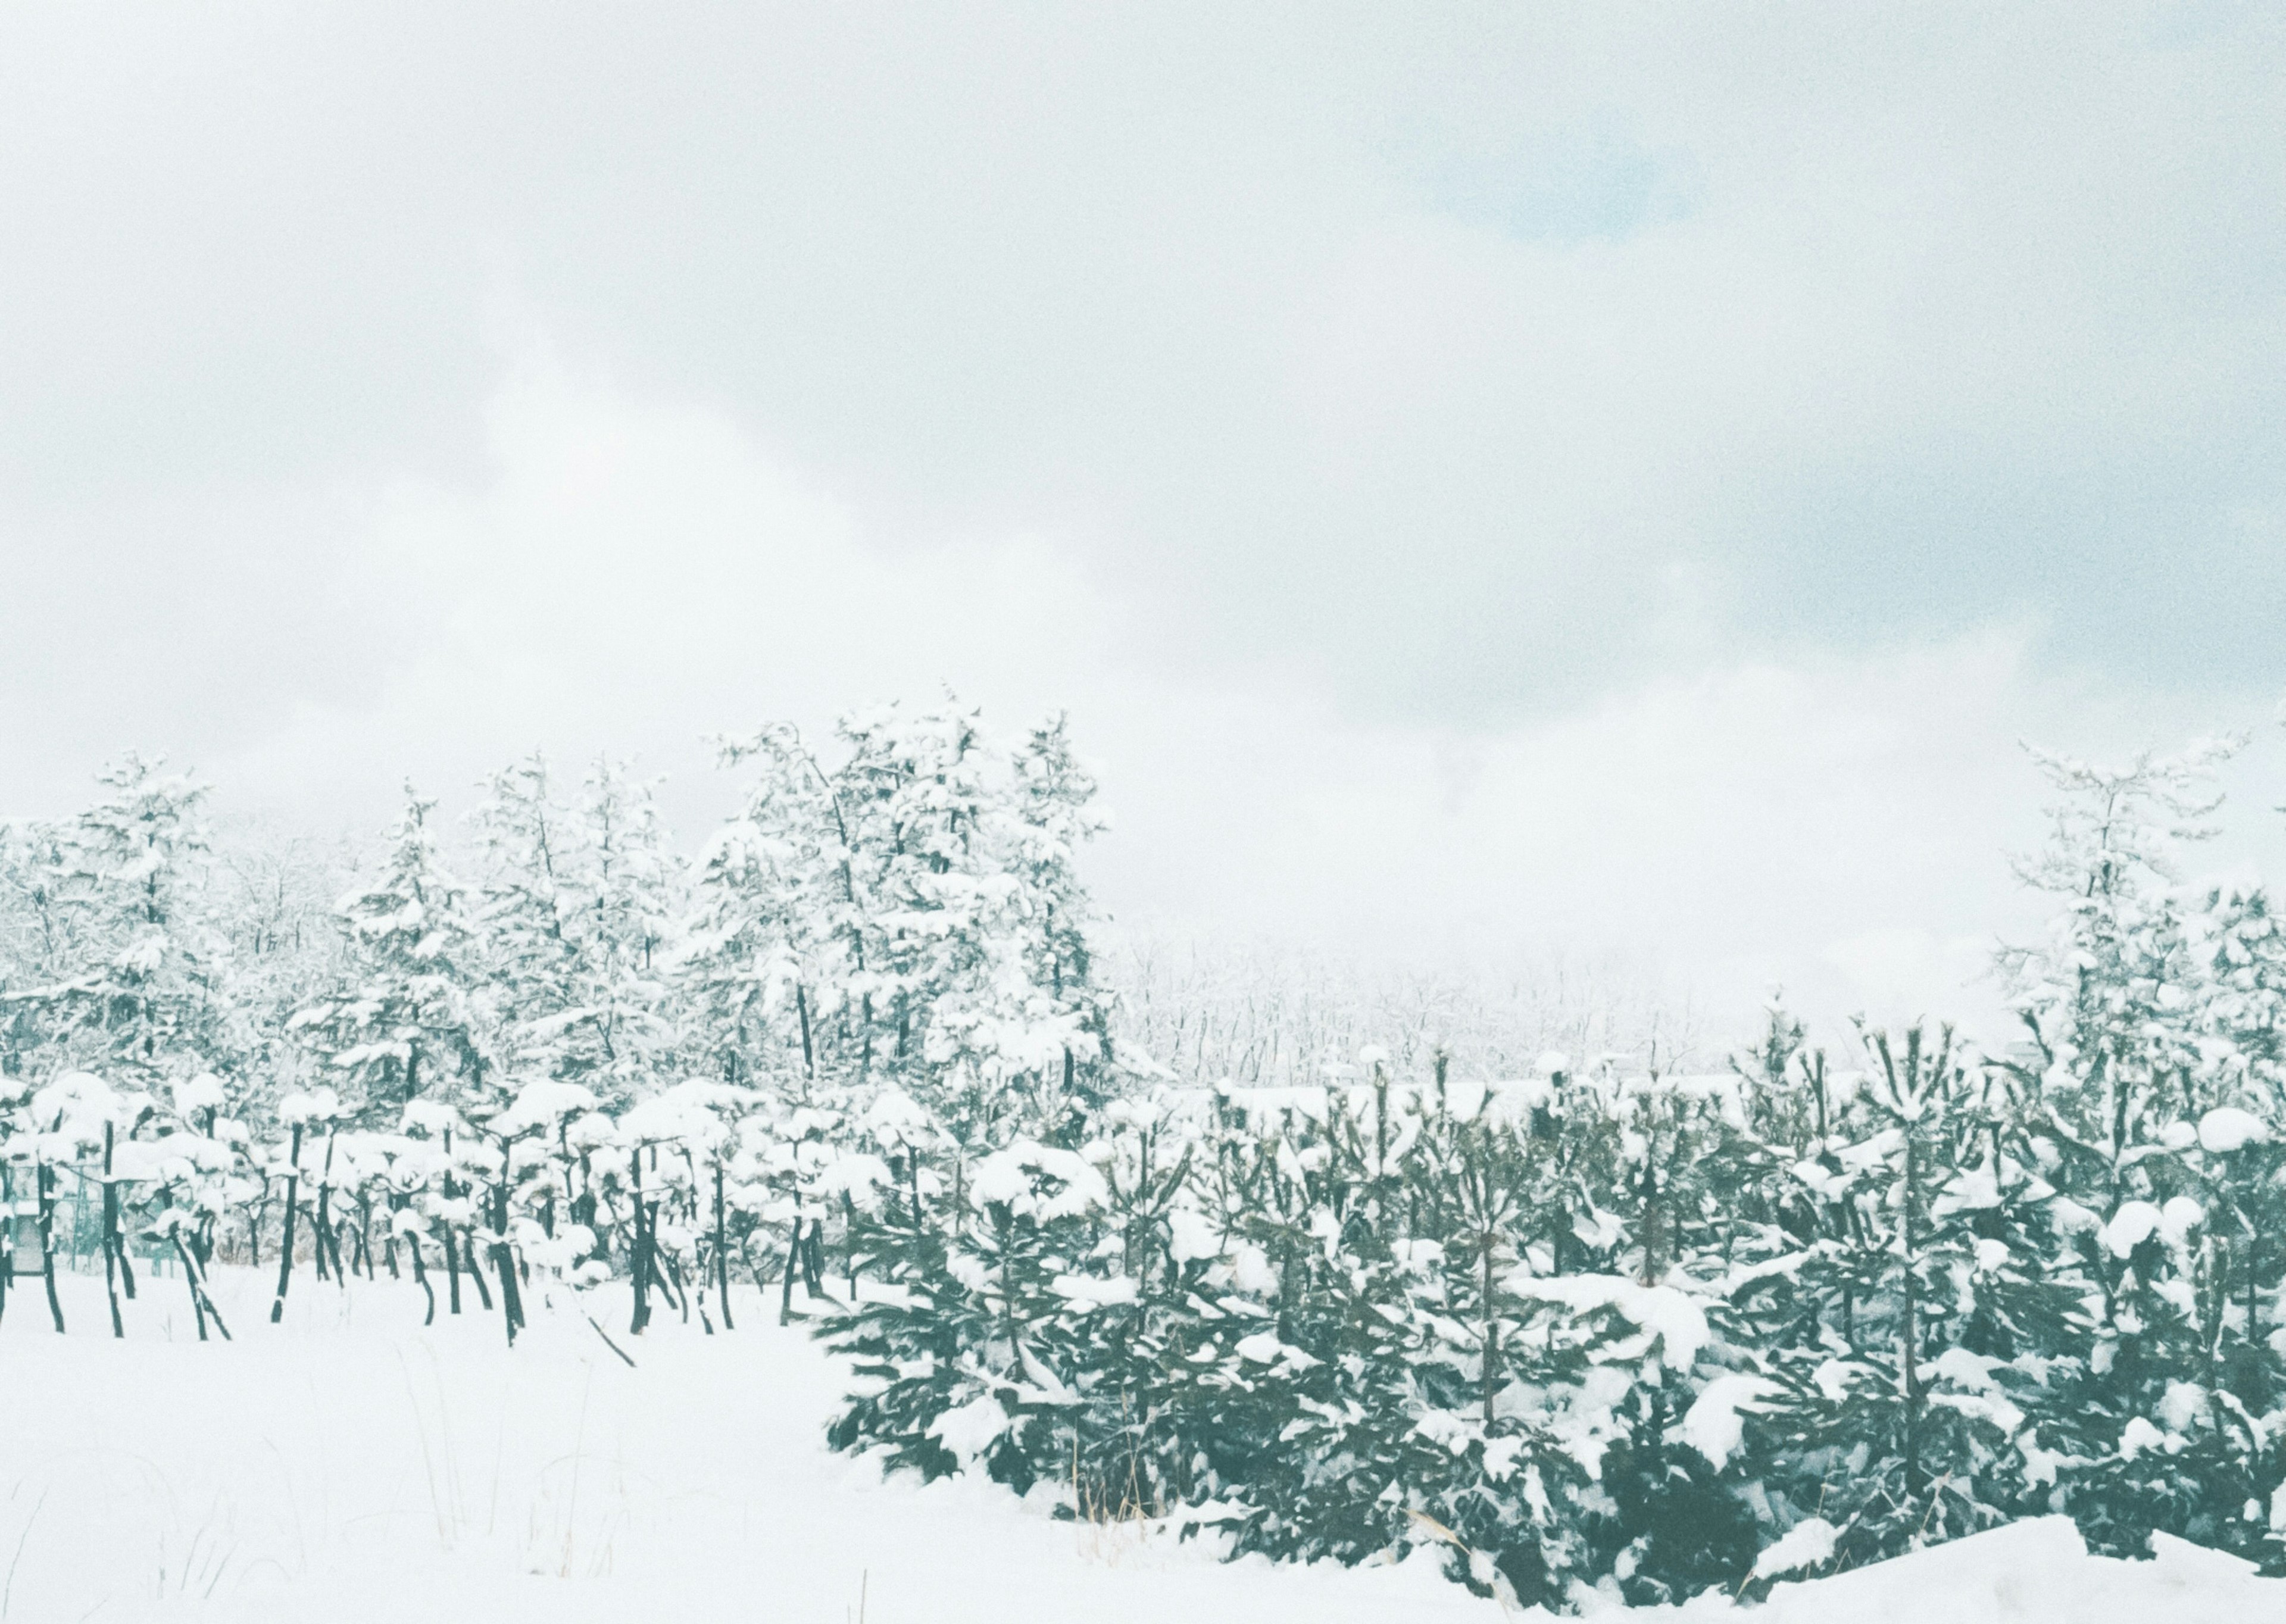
629, 1150, 651, 1335
714, 1163, 734, 1331
171, 1232, 231, 1341
660, 1244, 690, 1323
802, 1220, 829, 1298
463, 1230, 494, 1309
36, 1159, 64, 1332
493, 1233, 524, 1345
406, 1229, 436, 1325
779, 1216, 802, 1324
1900, 1129, 1923, 1500
270, 1123, 304, 1325
1481, 1227, 1499, 1428
313, 1158, 335, 1281
102, 1122, 127, 1338
491, 1170, 524, 1346
1638, 1151, 1663, 1286
443, 1220, 464, 1314
842, 1192, 858, 1296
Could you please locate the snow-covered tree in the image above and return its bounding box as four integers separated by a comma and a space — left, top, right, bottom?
688, 723, 848, 1094
469, 754, 585, 1098
1010, 714, 1117, 1129
0, 758, 233, 1094
570, 758, 683, 1104
293, 788, 494, 1117
1999, 738, 2238, 1195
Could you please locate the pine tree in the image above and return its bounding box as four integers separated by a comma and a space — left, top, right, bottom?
295, 789, 494, 1118
572, 758, 682, 1106
1991, 736, 2286, 1561
823, 1138, 1110, 1489
470, 754, 585, 1093
1751, 1024, 2079, 1567
1999, 739, 2235, 1204
4, 757, 232, 1092
689, 723, 850, 1094
1010, 714, 1117, 1136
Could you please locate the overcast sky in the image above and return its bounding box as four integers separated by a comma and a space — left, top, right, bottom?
5, 3, 2283, 1044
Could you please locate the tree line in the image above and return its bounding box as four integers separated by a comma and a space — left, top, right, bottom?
3, 707, 2282, 1608
822, 733, 2286, 1605
0, 703, 1114, 1348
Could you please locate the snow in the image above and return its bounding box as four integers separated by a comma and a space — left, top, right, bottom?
929, 1394, 1013, 1463
2157, 1380, 2207, 1434
1675, 1374, 1779, 1470
1167, 1205, 1221, 1264
1751, 1516, 1837, 1579
5, 1270, 2285, 1623
1444, 1074, 1488, 1122
2159, 1195, 2205, 1247
1233, 1331, 1318, 1370
1941, 1163, 2002, 1211
2102, 1200, 2163, 1256
2120, 1416, 2171, 1459
2200, 1106, 2269, 1154
399, 1098, 466, 1136
1811, 1357, 1857, 1403
276, 1085, 345, 1125
1744, 1516, 2282, 1623
864, 1086, 933, 1147
176, 1072, 228, 1113
0, 1269, 1493, 1624
1054, 1272, 1139, 1310
814, 1151, 895, 1203
494, 1079, 602, 1135
969, 1140, 1110, 1219
1929, 1347, 2001, 1390
1217, 1085, 1329, 1125
1510, 1273, 1709, 1370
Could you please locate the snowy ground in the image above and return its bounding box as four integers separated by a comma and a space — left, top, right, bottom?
3, 1267, 2280, 1623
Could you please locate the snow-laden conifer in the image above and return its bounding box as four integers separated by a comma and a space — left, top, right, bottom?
293, 788, 493, 1116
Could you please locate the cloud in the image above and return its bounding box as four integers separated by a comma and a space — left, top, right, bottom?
211, 353, 1112, 819
5, 7, 2285, 1047
4, 5, 2280, 728
175, 360, 2283, 1046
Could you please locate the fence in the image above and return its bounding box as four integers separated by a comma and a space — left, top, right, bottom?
1, 1161, 182, 1278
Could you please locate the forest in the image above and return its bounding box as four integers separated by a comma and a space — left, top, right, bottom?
3, 701, 2282, 1612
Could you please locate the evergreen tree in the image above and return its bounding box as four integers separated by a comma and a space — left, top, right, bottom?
469, 754, 584, 1095
1010, 714, 1117, 1133
2, 757, 232, 1092
1753, 1024, 2083, 1567
687, 723, 844, 1092
572, 758, 683, 1105
294, 789, 493, 1117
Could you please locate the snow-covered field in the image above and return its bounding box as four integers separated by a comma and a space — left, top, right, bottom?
4, 1267, 2278, 1623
